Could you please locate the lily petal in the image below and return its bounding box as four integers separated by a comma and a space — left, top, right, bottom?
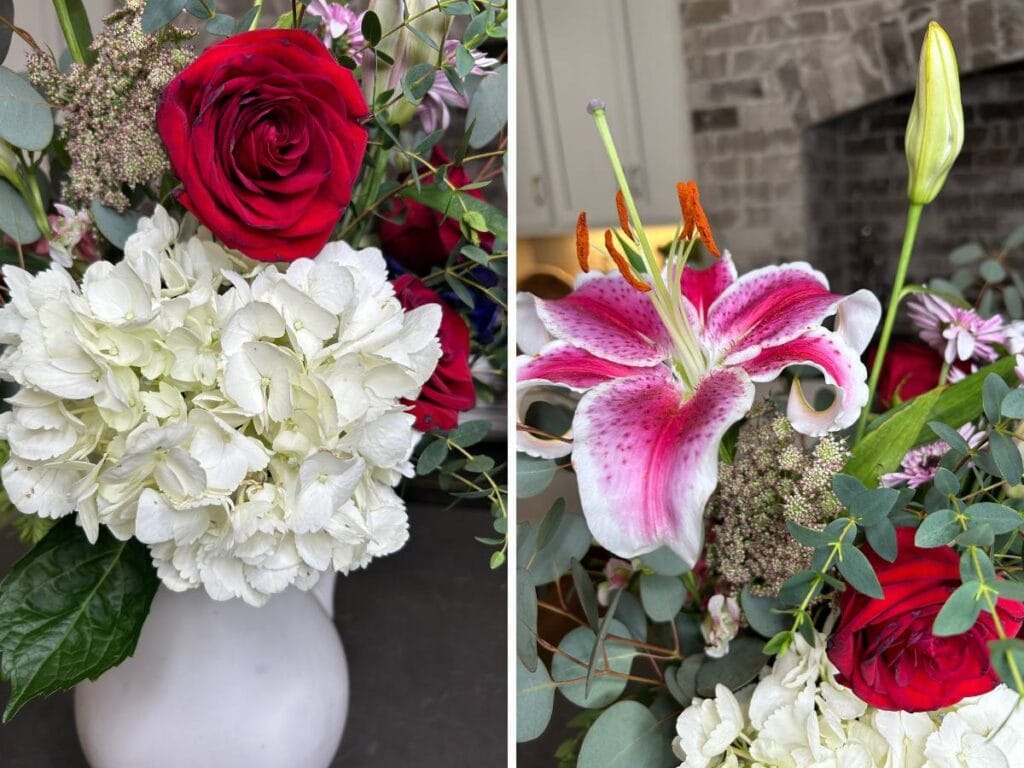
516, 342, 650, 459
572, 367, 754, 564
740, 327, 869, 435
681, 249, 738, 322
536, 273, 671, 366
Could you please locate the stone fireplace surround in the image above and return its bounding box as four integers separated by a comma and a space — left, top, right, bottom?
682, 0, 1024, 296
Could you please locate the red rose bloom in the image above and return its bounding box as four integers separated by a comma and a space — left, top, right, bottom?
378, 148, 494, 275
393, 275, 475, 431
156, 29, 368, 262
869, 341, 945, 408
827, 528, 1024, 711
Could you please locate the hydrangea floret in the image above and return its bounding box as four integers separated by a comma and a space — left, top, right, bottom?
0, 208, 442, 605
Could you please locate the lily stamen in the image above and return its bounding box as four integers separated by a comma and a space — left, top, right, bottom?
615, 190, 633, 239
605, 229, 650, 293
576, 211, 590, 273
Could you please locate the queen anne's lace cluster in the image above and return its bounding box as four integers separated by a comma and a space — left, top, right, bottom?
0, 208, 441, 605
673, 627, 1023, 768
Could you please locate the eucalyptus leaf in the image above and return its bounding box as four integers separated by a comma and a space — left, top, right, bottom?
516, 659, 555, 742
639, 573, 685, 623
447, 419, 490, 447
915, 509, 960, 547
836, 544, 882, 598
401, 63, 436, 103
1004, 225, 1024, 252
517, 454, 556, 498
0, 518, 159, 721
786, 521, 830, 549
695, 635, 767, 696
640, 546, 690, 577
864, 518, 898, 562
932, 581, 983, 636
949, 242, 985, 265
205, 13, 235, 36
1001, 389, 1024, 420
415, 439, 448, 475
141, 0, 189, 33
466, 64, 507, 148
964, 502, 1022, 535
551, 621, 635, 708
518, 511, 590, 586
90, 201, 140, 250
740, 587, 790, 638
988, 638, 1024, 694
612, 591, 647, 643
516, 568, 538, 671
571, 558, 599, 631
989, 432, 1022, 484
666, 654, 703, 705
779, 570, 821, 607
979, 259, 1006, 283
983, 374, 1010, 425
577, 701, 676, 768
0, 67, 53, 151
0, 179, 41, 244
927, 421, 970, 454
400, 184, 508, 240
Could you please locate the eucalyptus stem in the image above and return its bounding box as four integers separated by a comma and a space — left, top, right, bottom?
856, 203, 924, 442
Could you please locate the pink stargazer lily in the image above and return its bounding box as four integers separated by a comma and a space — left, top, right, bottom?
517, 251, 881, 566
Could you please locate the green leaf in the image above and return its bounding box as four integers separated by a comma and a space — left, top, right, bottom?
927, 421, 971, 453
516, 568, 538, 671
401, 62, 436, 103
448, 419, 490, 447
185, 0, 216, 17
980, 259, 1007, 283
535, 498, 565, 552
577, 701, 676, 768
915, 508, 960, 547
996, 579, 1024, 601
571, 558, 599, 631
141, 0, 189, 33
551, 621, 635, 708
964, 502, 1022, 535
962, 549, 996, 584
1001, 389, 1024, 419
850, 488, 900, 527
639, 573, 685, 623
516, 659, 555, 742
695, 636, 767, 696
933, 581, 983, 636
786, 521, 830, 548
639, 546, 689, 577
740, 587, 790, 639
845, 388, 942, 485
949, 242, 985, 265
665, 654, 702, 705
464, 454, 495, 473
984, 374, 1010, 424
52, 0, 95, 66
90, 200, 140, 250
957, 523, 995, 547
460, 244, 490, 266
779, 570, 821, 606
517, 454, 557, 498
988, 638, 1024, 694
612, 591, 647, 643
1004, 225, 1024, 253
518, 510, 590, 586
205, 13, 235, 35
933, 467, 961, 496
831, 474, 867, 507
989, 432, 1023, 484
836, 544, 883, 598
466, 63, 507, 148
361, 10, 381, 47
0, 67, 53, 151
0, 179, 42, 244
864, 518, 898, 562
454, 43, 476, 78
0, 1, 12, 66
233, 6, 258, 33
0, 518, 159, 721
400, 185, 507, 240
415, 439, 448, 475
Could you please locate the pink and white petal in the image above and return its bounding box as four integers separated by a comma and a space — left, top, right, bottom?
705, 261, 842, 360
515, 343, 650, 459
572, 367, 755, 565
516, 292, 553, 355
739, 327, 869, 435
681, 249, 738, 322
834, 289, 882, 355
536, 273, 670, 366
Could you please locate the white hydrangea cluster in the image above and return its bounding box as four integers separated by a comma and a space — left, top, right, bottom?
673, 627, 1024, 768
0, 208, 441, 605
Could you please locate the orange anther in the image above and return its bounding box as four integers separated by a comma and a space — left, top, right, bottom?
575, 211, 590, 273
615, 190, 633, 239
604, 230, 650, 293
676, 180, 720, 258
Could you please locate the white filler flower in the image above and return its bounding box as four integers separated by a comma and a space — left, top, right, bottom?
0, 207, 441, 605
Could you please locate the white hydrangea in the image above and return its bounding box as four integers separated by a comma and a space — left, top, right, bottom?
0, 207, 441, 605
672, 624, 1024, 768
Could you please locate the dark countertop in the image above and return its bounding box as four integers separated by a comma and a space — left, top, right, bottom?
0, 499, 507, 768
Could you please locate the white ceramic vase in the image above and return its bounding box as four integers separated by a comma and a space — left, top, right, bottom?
74, 576, 348, 768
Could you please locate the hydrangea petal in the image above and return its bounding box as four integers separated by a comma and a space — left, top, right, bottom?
572, 367, 754, 564
536, 273, 671, 366
740, 328, 869, 435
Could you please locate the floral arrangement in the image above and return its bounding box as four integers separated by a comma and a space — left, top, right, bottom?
0, 0, 506, 720
516, 22, 1024, 768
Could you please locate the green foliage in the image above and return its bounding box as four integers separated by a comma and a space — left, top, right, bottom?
467, 64, 507, 148
0, 519, 159, 720
0, 179, 42, 244
0, 67, 53, 152
576, 701, 676, 768
517, 658, 555, 743
141, 0, 189, 33
517, 454, 557, 498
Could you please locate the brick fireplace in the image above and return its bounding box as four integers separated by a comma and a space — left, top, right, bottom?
682, 0, 1024, 294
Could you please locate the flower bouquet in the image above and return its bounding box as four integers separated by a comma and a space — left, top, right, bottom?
0, 0, 506, 762
516, 22, 1024, 768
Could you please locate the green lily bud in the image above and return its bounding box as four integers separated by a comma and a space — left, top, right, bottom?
905, 21, 964, 205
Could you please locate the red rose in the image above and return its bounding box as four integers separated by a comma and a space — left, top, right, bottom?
827, 528, 1024, 711
393, 275, 476, 431
869, 341, 945, 408
378, 148, 494, 274
156, 29, 368, 262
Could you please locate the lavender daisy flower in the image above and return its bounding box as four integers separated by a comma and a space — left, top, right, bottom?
907, 294, 1006, 365
417, 40, 499, 133
881, 423, 984, 488
307, 0, 365, 61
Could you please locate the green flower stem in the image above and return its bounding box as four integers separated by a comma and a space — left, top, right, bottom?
20, 163, 50, 240
970, 547, 1024, 694
785, 517, 858, 648
856, 203, 924, 442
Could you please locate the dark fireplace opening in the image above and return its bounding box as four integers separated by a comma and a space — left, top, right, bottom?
805, 60, 1024, 300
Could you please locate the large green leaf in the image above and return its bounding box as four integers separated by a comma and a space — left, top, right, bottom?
0, 518, 159, 721
0, 179, 41, 244
845, 357, 1018, 485
0, 66, 53, 151
577, 701, 676, 768
466, 63, 507, 148
399, 184, 508, 241
141, 0, 189, 33
516, 658, 555, 742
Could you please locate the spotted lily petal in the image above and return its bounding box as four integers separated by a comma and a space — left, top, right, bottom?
740, 327, 869, 435
536, 273, 670, 366
680, 249, 738, 322
572, 367, 755, 564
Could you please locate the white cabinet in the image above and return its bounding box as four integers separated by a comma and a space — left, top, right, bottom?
516, 0, 696, 236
